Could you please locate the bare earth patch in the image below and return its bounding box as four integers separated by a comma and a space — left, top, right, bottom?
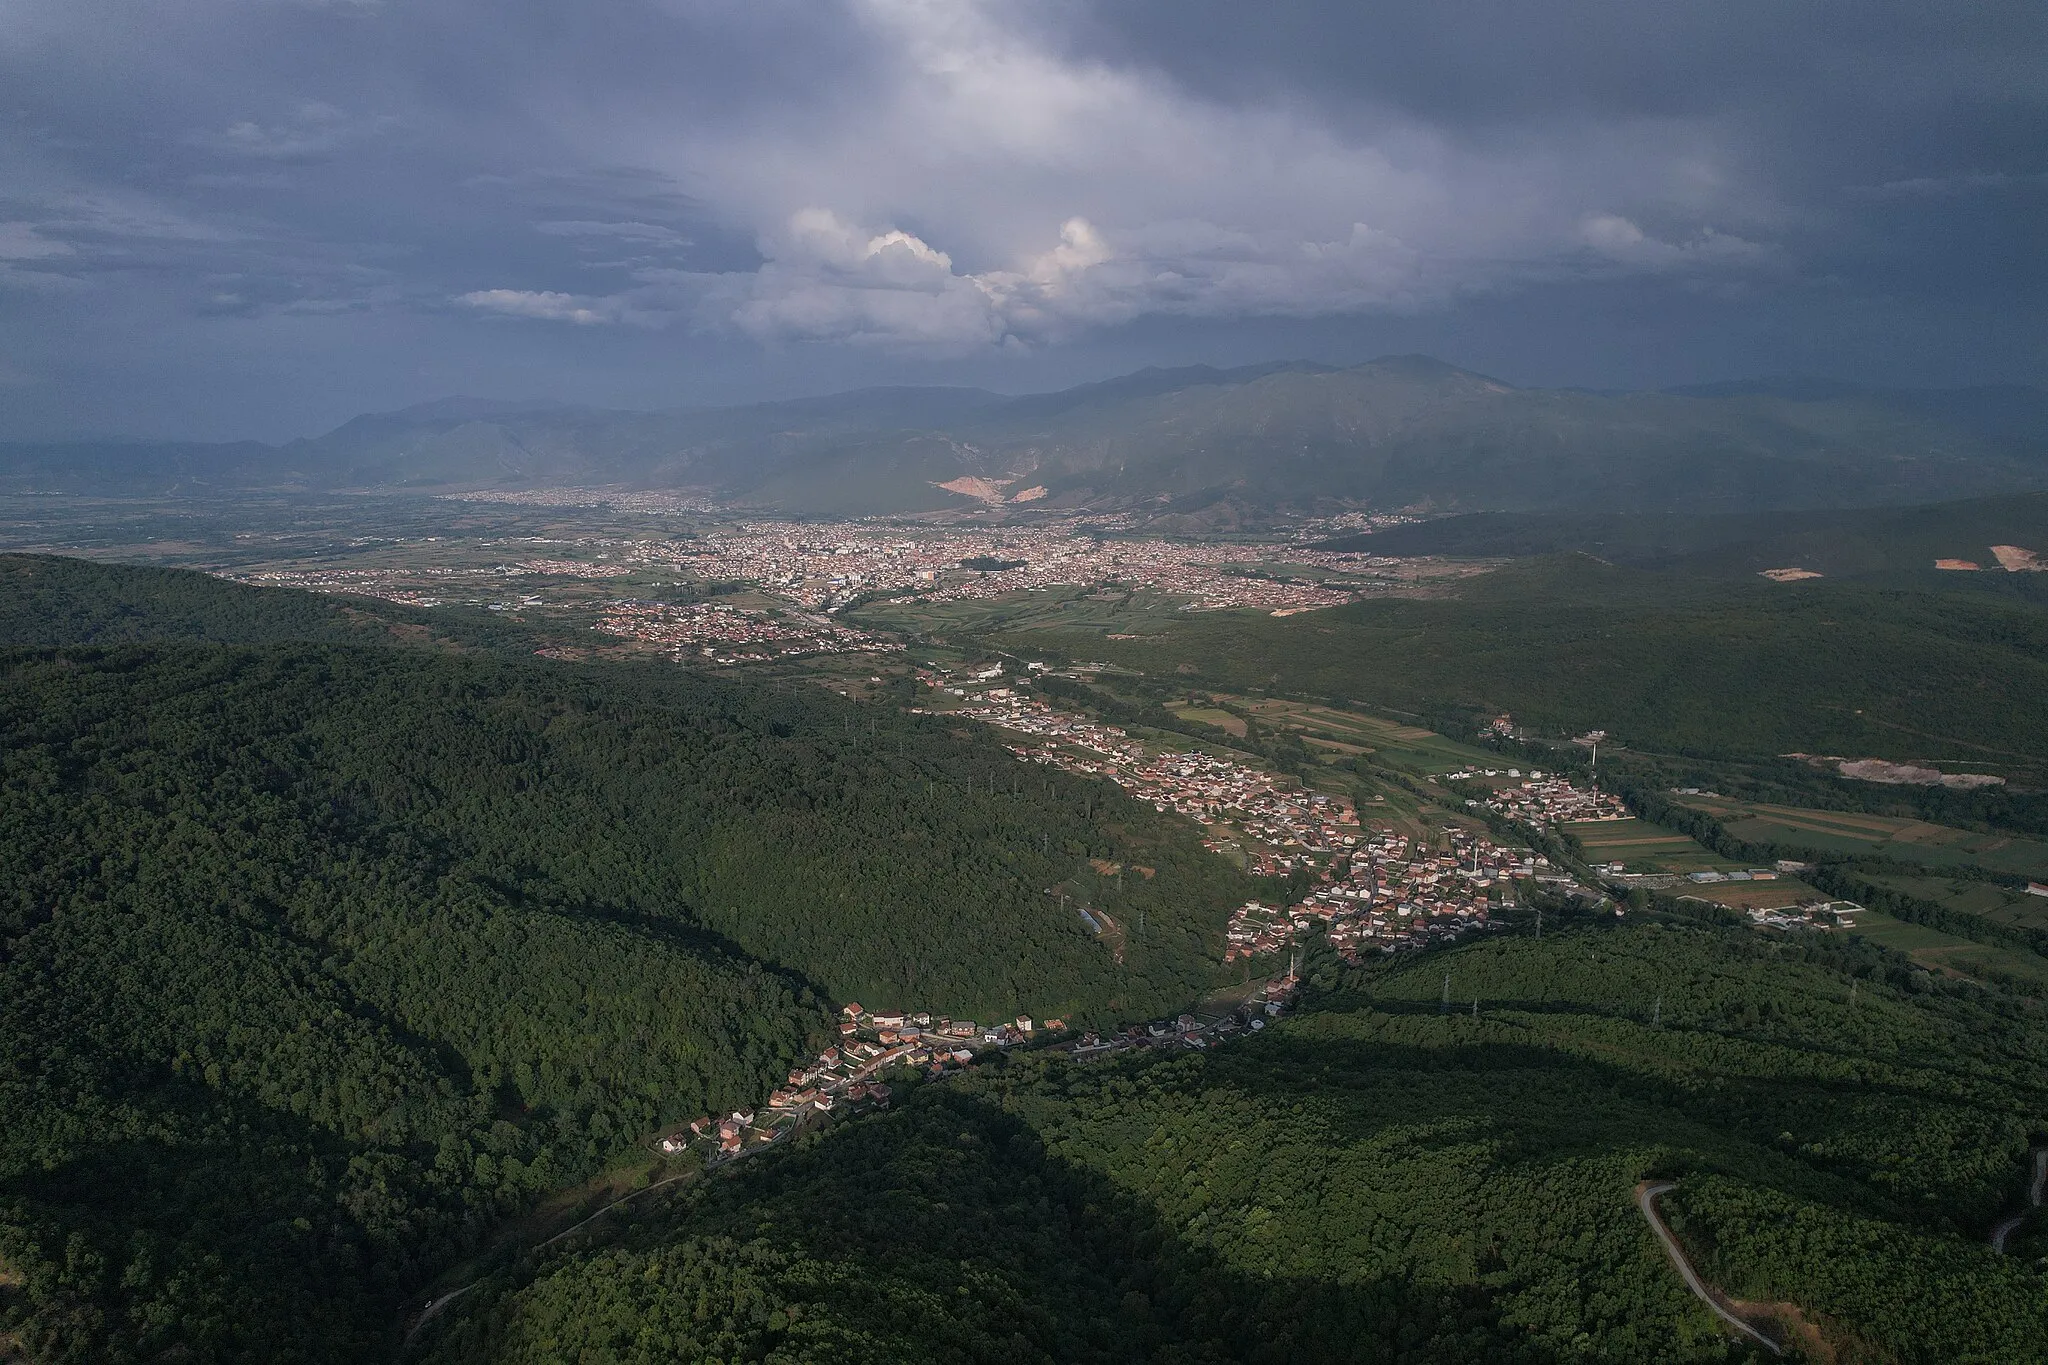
1990, 544, 2046, 571
933, 476, 1012, 504
1728, 1298, 1851, 1363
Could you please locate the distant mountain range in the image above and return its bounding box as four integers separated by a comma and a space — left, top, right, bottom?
6, 357, 2044, 519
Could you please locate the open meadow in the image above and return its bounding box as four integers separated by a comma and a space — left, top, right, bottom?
1567, 817, 1740, 876
1863, 874, 2048, 933
1678, 794, 2048, 879
1843, 909, 2048, 990
1221, 694, 1498, 772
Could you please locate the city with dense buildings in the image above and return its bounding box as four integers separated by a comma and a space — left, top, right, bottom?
592, 598, 899, 663
214, 518, 1444, 620
1224, 828, 1551, 963
634, 518, 1407, 612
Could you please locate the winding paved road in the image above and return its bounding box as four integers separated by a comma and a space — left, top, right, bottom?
1990, 1147, 2048, 1253
1636, 1181, 1784, 1357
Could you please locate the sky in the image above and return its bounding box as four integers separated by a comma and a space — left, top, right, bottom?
2, 0, 2044, 441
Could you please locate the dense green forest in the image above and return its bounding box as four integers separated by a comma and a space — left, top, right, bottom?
425, 923, 2048, 1363
1317, 491, 2048, 594
0, 551, 546, 651
12, 553, 2048, 1362
0, 560, 1253, 1361
982, 556, 2048, 779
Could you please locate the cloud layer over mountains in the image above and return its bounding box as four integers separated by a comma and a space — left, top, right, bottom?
2, 0, 2043, 437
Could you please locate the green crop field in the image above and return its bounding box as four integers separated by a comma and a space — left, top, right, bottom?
1226, 694, 1498, 772
1863, 874, 2048, 933
1848, 908, 1976, 952
1166, 703, 1246, 736
1568, 817, 1739, 874
1846, 909, 2048, 989
1679, 795, 2048, 879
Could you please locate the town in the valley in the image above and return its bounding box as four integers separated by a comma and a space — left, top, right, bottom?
658, 671, 1665, 1167
591, 598, 899, 665
208, 503, 1876, 1174
660, 978, 1301, 1165
929, 680, 1588, 961
219, 512, 1466, 639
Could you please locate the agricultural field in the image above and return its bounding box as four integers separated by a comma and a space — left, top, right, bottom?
1843, 909, 2048, 990
1347, 774, 1430, 831
1863, 874, 2048, 933
1224, 694, 1498, 772
1164, 702, 1246, 737
1676, 794, 2048, 879
1672, 877, 1822, 912
1567, 816, 1742, 876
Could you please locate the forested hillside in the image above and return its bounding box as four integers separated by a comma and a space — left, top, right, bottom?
426, 922, 2048, 1363
0, 561, 1251, 1361
981, 556, 2048, 780
1318, 491, 2048, 589
0, 551, 535, 650
13, 554, 2048, 1361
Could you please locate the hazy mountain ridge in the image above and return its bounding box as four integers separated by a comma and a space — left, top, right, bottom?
5, 358, 2042, 515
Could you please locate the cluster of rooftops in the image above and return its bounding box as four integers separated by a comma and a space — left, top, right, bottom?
658, 980, 1303, 1163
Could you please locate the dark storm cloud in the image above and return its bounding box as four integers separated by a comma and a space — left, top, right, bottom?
1050, 1, 2048, 300
0, 0, 2041, 439
1051, 1, 2044, 130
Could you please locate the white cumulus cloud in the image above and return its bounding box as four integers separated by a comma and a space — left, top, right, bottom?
456, 288, 635, 325
1575, 213, 1773, 268
549, 0, 1782, 350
